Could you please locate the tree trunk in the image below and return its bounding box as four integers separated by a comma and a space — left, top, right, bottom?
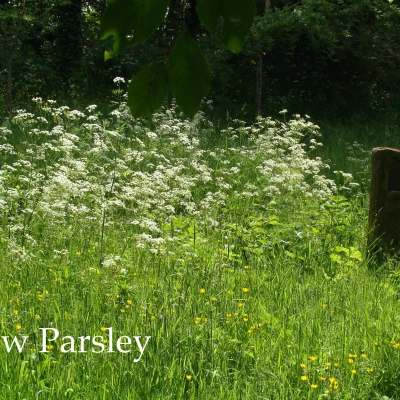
6, 47, 13, 116
55, 0, 83, 79
368, 147, 400, 258
255, 53, 263, 116
254, 0, 269, 117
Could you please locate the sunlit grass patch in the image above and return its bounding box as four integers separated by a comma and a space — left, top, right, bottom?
0, 91, 399, 398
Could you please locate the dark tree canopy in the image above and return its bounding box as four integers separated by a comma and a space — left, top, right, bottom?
0, 0, 399, 121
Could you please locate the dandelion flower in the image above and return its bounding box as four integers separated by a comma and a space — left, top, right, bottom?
199, 288, 206, 294
351, 369, 357, 374
311, 384, 318, 389
16, 324, 22, 330
186, 375, 192, 381
242, 288, 249, 293
300, 375, 308, 381
300, 363, 307, 368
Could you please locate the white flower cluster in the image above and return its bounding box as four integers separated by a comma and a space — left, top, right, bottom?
0, 97, 358, 265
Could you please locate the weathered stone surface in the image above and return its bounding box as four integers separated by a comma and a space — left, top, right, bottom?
368, 147, 400, 254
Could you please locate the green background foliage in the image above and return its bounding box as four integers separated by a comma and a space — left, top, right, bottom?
1, 0, 400, 121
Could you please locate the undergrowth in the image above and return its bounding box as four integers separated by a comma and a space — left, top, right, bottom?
0, 88, 399, 399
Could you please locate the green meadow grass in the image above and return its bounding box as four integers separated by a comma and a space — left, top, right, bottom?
0, 96, 400, 399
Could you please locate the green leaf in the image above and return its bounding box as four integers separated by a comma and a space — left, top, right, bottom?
168, 33, 210, 118
128, 62, 169, 117
196, 0, 256, 53
100, 0, 170, 60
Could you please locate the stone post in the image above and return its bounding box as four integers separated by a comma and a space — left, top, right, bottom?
368, 147, 400, 255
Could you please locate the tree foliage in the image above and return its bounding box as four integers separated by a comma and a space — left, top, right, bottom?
100, 0, 256, 117
1, 0, 400, 122
212, 0, 400, 119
